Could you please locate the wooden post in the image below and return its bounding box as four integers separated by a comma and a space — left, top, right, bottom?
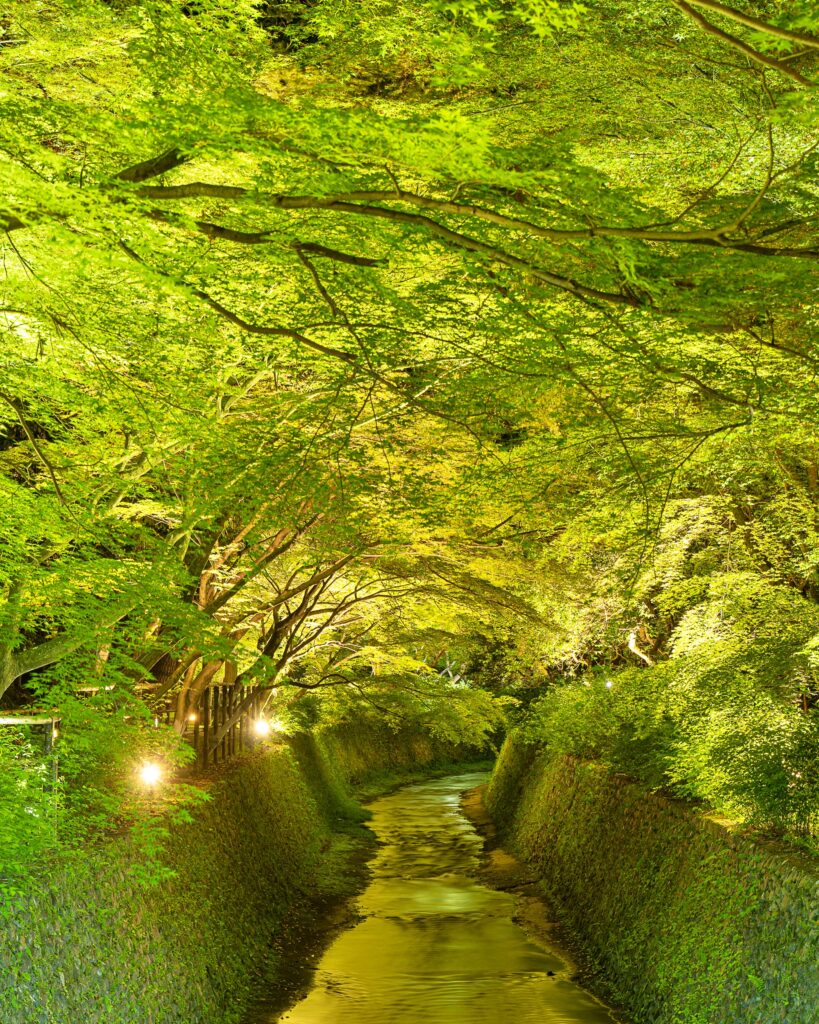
230, 688, 236, 761
43, 719, 57, 793
239, 690, 244, 752
227, 687, 233, 759
231, 686, 235, 759
220, 686, 227, 762
228, 686, 234, 759
202, 688, 210, 768
212, 686, 220, 765
192, 699, 200, 761
227, 686, 232, 762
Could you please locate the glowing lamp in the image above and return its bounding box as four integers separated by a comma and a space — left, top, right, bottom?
140, 762, 162, 786
605, 680, 614, 689
188, 712, 197, 723
254, 718, 271, 737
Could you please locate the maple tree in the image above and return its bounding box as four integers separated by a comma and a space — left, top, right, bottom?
1, 0, 819, 854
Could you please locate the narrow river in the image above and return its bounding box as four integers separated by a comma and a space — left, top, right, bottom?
269, 772, 624, 1024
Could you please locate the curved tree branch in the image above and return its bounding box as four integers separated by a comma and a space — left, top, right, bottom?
674, 0, 814, 86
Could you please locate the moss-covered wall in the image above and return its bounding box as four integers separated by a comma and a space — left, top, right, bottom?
0, 745, 329, 1024
0, 722, 479, 1024
316, 721, 479, 786
486, 733, 819, 1024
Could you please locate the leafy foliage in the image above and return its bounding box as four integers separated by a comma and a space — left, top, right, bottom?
1, 0, 819, 860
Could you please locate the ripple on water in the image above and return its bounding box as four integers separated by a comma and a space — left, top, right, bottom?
271, 773, 625, 1024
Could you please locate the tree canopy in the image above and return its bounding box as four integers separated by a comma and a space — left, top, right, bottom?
2, 0, 819, 868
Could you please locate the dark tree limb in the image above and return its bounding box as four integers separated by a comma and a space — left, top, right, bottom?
117, 240, 357, 364
116, 147, 191, 183
674, 0, 814, 86
684, 0, 819, 51
138, 183, 819, 256
0, 391, 66, 504
294, 241, 387, 267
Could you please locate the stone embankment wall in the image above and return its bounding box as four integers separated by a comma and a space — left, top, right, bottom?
0, 723, 480, 1024
486, 733, 819, 1024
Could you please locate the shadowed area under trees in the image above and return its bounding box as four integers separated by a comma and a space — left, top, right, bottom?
1, 0, 819, 879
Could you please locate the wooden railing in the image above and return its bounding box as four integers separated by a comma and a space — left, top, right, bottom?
1, 686, 272, 778
0, 714, 60, 788
165, 685, 271, 770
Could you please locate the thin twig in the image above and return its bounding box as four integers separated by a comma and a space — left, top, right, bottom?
0, 392, 66, 504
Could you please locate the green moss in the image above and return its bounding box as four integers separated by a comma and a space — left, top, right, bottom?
0, 745, 325, 1024
288, 731, 372, 824
0, 723, 489, 1024
487, 734, 819, 1024
316, 721, 491, 800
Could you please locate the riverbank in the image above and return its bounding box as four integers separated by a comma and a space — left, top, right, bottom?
0, 724, 486, 1024
486, 733, 819, 1024
460, 784, 631, 1022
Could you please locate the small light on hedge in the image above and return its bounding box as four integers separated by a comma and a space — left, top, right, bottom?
140, 762, 162, 786
605, 679, 614, 689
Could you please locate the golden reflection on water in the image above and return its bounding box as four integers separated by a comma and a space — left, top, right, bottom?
277, 773, 623, 1024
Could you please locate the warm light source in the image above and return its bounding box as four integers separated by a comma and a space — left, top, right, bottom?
605, 679, 614, 689
254, 718, 272, 737
140, 762, 162, 786
188, 712, 197, 723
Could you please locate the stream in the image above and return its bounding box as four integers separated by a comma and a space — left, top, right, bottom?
265, 772, 624, 1024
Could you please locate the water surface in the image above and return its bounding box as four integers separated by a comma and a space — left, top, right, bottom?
273, 772, 623, 1024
